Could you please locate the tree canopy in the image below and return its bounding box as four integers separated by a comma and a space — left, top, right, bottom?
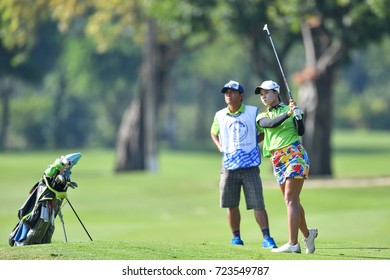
1, 0, 389, 175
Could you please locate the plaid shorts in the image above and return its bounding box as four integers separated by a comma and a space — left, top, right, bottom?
219, 166, 265, 210
270, 141, 310, 185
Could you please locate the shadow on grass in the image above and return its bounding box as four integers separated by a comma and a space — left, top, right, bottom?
319, 247, 390, 260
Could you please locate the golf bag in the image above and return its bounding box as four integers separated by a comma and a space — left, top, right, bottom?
8, 152, 81, 246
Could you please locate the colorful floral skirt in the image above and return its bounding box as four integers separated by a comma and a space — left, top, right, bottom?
270, 141, 310, 185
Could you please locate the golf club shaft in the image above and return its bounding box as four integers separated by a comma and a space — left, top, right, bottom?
263, 24, 293, 100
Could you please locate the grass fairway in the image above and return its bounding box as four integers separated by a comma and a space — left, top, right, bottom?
0, 129, 389, 260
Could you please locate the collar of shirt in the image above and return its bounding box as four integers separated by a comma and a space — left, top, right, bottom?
226, 103, 245, 116
268, 102, 286, 112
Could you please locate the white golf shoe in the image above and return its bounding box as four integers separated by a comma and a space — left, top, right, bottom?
271, 242, 301, 253
303, 228, 318, 254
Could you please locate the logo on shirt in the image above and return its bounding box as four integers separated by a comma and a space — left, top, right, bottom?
229, 120, 248, 143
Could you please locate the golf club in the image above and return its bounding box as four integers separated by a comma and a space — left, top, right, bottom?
263, 24, 302, 119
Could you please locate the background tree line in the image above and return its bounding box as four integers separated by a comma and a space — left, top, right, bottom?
1, 0, 389, 176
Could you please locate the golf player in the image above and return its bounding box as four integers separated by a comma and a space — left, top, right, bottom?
210, 80, 277, 248
254, 80, 317, 254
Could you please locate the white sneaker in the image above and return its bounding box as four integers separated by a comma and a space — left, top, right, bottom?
303, 228, 318, 254
271, 242, 301, 253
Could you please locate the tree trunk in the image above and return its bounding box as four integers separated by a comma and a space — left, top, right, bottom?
297, 22, 344, 176
299, 71, 334, 176
0, 76, 12, 151
143, 19, 158, 172
114, 19, 158, 172
115, 94, 145, 171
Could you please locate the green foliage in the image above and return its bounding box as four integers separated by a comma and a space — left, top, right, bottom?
0, 0, 49, 64
367, 0, 390, 19
147, 0, 218, 44
10, 78, 96, 149
1, 0, 390, 152
174, 33, 253, 101
10, 92, 51, 148
0, 19, 62, 83
336, 36, 390, 129
56, 35, 141, 146
82, 1, 142, 52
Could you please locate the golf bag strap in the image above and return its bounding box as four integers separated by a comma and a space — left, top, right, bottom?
43, 176, 67, 200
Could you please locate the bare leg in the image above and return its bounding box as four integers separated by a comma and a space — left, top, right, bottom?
254, 209, 270, 231
280, 178, 306, 245
228, 207, 240, 232
299, 204, 309, 238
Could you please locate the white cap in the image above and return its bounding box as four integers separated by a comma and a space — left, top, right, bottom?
254, 80, 280, 94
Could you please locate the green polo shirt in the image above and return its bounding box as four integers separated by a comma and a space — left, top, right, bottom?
256, 103, 301, 158
211, 103, 263, 135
